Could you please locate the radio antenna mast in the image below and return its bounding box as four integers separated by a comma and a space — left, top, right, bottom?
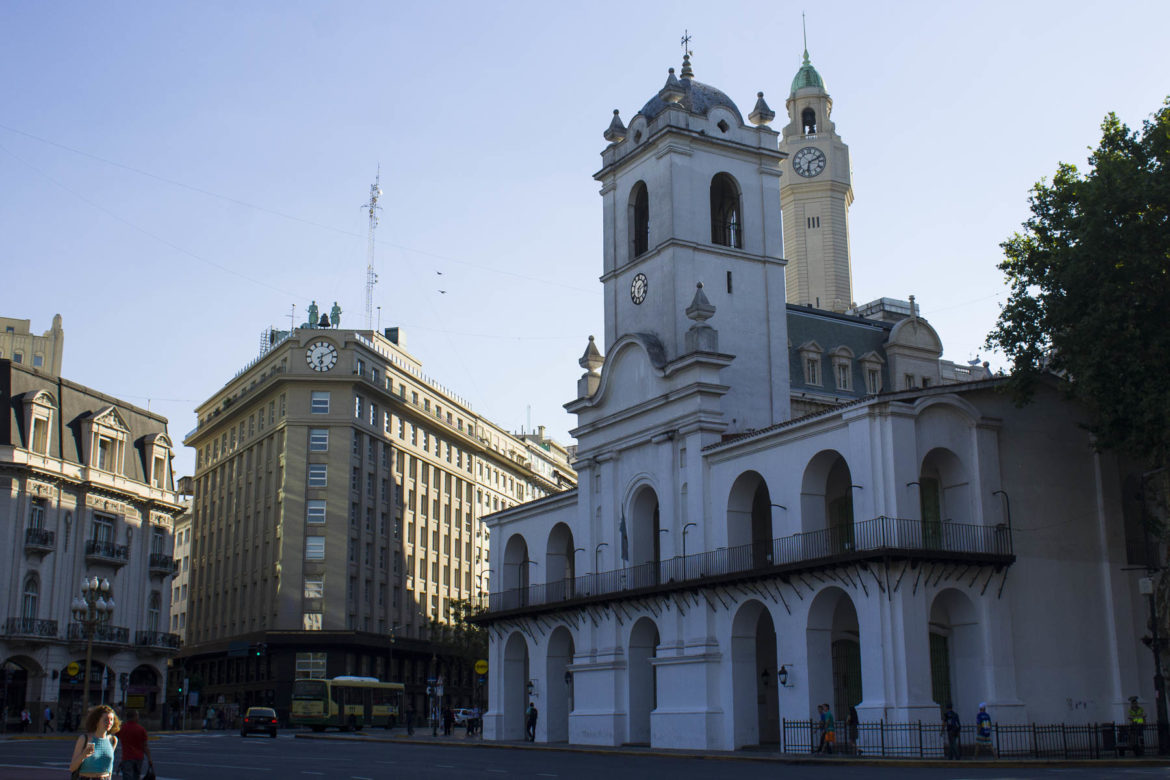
362, 167, 383, 330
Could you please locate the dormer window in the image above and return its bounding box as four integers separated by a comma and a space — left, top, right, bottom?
630, 181, 650, 258
710, 173, 743, 249
23, 390, 56, 455
801, 107, 817, 134
798, 340, 824, 386
143, 432, 173, 490
830, 346, 854, 392
83, 406, 130, 475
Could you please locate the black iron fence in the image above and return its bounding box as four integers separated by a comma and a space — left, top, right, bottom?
85, 539, 129, 563
24, 527, 55, 549
780, 718, 1158, 759
136, 630, 181, 649
488, 516, 1012, 614
4, 617, 58, 638
148, 552, 178, 574
67, 622, 129, 644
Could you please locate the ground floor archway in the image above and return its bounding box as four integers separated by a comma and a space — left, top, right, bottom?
627, 617, 659, 745
731, 600, 779, 747
502, 632, 530, 741
546, 627, 575, 743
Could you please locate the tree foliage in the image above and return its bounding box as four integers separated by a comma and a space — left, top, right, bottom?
987, 98, 1170, 470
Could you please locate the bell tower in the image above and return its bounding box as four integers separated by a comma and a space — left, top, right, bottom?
588, 53, 792, 429
778, 42, 854, 313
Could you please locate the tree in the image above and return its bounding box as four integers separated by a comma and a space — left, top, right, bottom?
987, 98, 1170, 476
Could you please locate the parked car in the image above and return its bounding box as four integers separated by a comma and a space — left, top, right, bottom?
452, 708, 477, 725
240, 707, 279, 738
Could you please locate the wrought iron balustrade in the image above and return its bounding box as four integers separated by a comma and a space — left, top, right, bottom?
24, 527, 55, 550
486, 516, 1013, 615
85, 539, 130, 565
4, 617, 58, 638
67, 622, 129, 644
136, 630, 181, 649
148, 553, 178, 575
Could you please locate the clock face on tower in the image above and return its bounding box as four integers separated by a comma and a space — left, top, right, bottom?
793, 146, 827, 178
630, 273, 648, 305
306, 341, 338, 372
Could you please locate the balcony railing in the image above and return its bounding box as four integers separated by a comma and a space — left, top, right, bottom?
24, 527, 55, 552
136, 630, 181, 649
67, 622, 129, 644
486, 516, 1013, 615
148, 553, 178, 576
4, 617, 58, 638
85, 539, 129, 566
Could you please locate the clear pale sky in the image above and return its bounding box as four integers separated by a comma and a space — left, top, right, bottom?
3, 1, 1167, 480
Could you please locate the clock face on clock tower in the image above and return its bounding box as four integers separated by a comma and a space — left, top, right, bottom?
792, 146, 827, 178
630, 273, 648, 305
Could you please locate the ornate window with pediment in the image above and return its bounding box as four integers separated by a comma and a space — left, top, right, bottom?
798, 340, 824, 386
82, 407, 130, 475
23, 391, 56, 455
142, 433, 172, 490
830, 346, 855, 391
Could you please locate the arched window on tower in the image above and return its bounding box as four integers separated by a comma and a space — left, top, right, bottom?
710, 173, 743, 249
802, 107, 817, 135
630, 181, 650, 258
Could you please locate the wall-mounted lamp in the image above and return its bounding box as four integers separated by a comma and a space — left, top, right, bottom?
527, 679, 535, 697
778, 665, 790, 687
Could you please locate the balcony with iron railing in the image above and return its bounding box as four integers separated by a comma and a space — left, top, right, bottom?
4, 617, 58, 639
482, 516, 1014, 618
67, 622, 129, 644
148, 553, 179, 577
136, 630, 181, 649
24, 527, 55, 555
85, 539, 129, 567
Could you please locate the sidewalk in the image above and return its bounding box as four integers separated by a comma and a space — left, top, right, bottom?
295, 729, 1170, 769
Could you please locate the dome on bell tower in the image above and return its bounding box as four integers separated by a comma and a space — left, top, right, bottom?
637, 53, 745, 124
790, 49, 826, 95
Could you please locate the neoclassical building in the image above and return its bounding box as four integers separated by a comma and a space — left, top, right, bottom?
476, 51, 1152, 750
1, 358, 181, 730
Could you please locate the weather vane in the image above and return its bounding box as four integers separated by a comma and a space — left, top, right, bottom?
681, 29, 692, 57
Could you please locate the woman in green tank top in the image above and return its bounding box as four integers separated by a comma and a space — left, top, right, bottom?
69, 704, 120, 779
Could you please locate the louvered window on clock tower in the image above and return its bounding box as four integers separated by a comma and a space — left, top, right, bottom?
630, 181, 649, 257
710, 173, 743, 248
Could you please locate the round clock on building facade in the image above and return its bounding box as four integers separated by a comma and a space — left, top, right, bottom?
630, 273, 648, 305
306, 341, 338, 372
793, 146, 827, 178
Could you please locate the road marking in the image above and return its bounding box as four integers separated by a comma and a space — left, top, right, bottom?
537, 774, 558, 778
487, 770, 508, 774
436, 764, 455, 768
352, 777, 374, 779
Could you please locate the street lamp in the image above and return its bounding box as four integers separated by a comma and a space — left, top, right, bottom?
71, 576, 115, 710
594, 542, 608, 574
682, 523, 698, 559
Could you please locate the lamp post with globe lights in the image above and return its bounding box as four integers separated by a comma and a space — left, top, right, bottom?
71, 576, 115, 710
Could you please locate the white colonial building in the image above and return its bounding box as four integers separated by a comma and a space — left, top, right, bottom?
476, 50, 1155, 750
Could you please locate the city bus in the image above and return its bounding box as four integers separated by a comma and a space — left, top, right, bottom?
290, 676, 404, 731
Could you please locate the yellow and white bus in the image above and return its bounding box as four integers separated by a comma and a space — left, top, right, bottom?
290, 676, 404, 731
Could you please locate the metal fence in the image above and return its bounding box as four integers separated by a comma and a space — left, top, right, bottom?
489, 516, 1012, 613
780, 718, 1159, 759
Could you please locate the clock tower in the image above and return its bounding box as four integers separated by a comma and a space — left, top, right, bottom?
779, 48, 854, 313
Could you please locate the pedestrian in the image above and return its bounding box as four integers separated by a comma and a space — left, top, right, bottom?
443, 707, 454, 736
20, 707, 31, 733
942, 701, 962, 760
117, 709, 154, 780
465, 707, 478, 737
974, 703, 993, 757
846, 705, 859, 755
1128, 696, 1146, 757
68, 704, 121, 780
216, 708, 225, 730
405, 704, 414, 736
525, 701, 538, 742
43, 705, 53, 733
821, 703, 836, 754
64, 706, 74, 733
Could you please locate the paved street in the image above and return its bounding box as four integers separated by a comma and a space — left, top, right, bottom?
3, 732, 1170, 780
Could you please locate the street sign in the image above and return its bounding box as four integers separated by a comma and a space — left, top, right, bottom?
66, 662, 80, 677
474, 659, 488, 675
426, 676, 437, 684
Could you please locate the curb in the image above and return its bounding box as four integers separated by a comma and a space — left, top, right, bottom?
291, 732, 1170, 768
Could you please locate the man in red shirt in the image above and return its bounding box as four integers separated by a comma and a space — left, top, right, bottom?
117, 710, 154, 780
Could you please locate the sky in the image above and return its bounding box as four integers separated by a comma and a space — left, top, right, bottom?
2, 1, 1168, 480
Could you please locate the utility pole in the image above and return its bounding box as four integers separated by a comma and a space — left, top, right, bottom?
362, 168, 382, 330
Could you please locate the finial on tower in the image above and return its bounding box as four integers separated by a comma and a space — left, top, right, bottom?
680, 29, 694, 79
802, 11, 809, 62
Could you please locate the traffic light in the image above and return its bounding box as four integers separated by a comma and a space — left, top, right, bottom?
254, 642, 268, 657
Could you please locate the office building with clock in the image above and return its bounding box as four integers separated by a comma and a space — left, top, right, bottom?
179, 324, 575, 718
474, 48, 1152, 751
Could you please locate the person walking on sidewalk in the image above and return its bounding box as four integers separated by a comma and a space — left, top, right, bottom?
20, 708, 31, 733
525, 702, 538, 742
1128, 696, 1147, 756
117, 710, 154, 780
405, 704, 414, 736
42, 705, 53, 733
974, 703, 993, 757
942, 702, 962, 760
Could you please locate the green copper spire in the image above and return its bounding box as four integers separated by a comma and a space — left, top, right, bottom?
790, 14, 826, 95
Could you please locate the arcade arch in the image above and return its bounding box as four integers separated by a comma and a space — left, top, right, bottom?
730, 600, 779, 747
807, 587, 862, 721
628, 485, 661, 587
546, 523, 576, 601
502, 632, 530, 741
546, 627, 575, 743
928, 589, 982, 714
800, 450, 855, 552
627, 617, 659, 745
727, 471, 776, 569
